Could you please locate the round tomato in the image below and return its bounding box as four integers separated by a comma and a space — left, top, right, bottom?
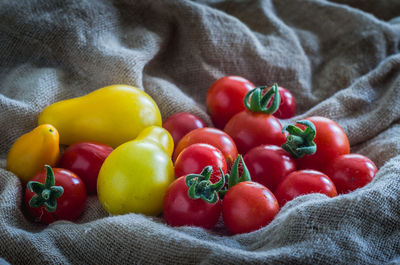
163, 174, 222, 229
244, 145, 296, 191
273, 86, 297, 119
206, 76, 255, 129
224, 85, 286, 155
222, 181, 279, 234
326, 154, 378, 194
283, 116, 350, 174
174, 143, 227, 183
173, 127, 238, 167
274, 169, 337, 207
58, 141, 113, 194
25, 165, 87, 224
162, 112, 206, 147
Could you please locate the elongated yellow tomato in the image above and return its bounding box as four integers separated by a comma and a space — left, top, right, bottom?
7, 124, 59, 182
97, 126, 174, 216
38, 85, 162, 148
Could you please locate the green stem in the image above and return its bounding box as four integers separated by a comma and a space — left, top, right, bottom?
27, 165, 64, 213
281, 120, 317, 158
218, 155, 251, 199
42, 189, 51, 200
243, 83, 280, 114
185, 166, 225, 204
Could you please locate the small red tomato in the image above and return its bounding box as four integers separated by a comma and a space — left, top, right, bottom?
244, 145, 296, 191
326, 154, 378, 194
298, 117, 349, 173
224, 111, 285, 155
224, 85, 286, 155
25, 166, 87, 224
283, 117, 350, 174
274, 87, 297, 119
163, 174, 222, 229
222, 181, 279, 234
58, 141, 113, 194
174, 143, 227, 183
274, 169, 337, 207
206, 76, 255, 129
162, 112, 206, 147
173, 127, 238, 167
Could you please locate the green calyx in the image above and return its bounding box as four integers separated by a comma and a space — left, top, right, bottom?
244, 83, 280, 114
281, 120, 317, 158
185, 166, 225, 204
218, 155, 251, 199
27, 165, 64, 212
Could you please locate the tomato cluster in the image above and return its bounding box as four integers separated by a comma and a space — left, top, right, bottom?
162, 76, 378, 235
8, 79, 378, 233
8, 85, 169, 224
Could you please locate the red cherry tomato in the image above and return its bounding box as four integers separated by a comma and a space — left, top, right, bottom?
274, 169, 337, 207
206, 76, 255, 129
173, 127, 238, 167
25, 167, 87, 224
274, 87, 297, 119
223, 84, 286, 155
224, 110, 286, 155
162, 112, 206, 147
174, 143, 227, 184
222, 181, 279, 234
58, 141, 113, 194
163, 176, 221, 229
295, 116, 350, 173
326, 154, 378, 194
244, 145, 296, 191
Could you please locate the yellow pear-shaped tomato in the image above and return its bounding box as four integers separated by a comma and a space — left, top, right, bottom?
97, 126, 174, 216
38, 85, 162, 148
7, 124, 60, 182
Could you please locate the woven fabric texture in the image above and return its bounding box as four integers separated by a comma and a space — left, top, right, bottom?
1, 0, 400, 264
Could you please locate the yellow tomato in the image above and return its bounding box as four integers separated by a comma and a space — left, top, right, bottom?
7, 124, 60, 182
38, 85, 162, 148
97, 126, 174, 216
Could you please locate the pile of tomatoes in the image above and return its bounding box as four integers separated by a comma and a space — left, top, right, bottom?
6, 77, 378, 236
162, 76, 378, 234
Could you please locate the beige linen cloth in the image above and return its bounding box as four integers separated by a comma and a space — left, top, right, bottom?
1, 0, 400, 264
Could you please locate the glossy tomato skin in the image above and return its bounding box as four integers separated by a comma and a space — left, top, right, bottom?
174, 143, 227, 184
222, 181, 279, 234
163, 176, 221, 229
274, 87, 297, 119
25, 168, 87, 224
173, 127, 238, 167
326, 154, 378, 194
58, 141, 113, 194
274, 170, 337, 207
162, 112, 206, 147
224, 110, 286, 155
295, 116, 350, 174
97, 139, 174, 216
206, 76, 255, 129
244, 145, 296, 192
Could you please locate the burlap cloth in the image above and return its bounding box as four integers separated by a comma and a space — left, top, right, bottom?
1, 0, 400, 264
